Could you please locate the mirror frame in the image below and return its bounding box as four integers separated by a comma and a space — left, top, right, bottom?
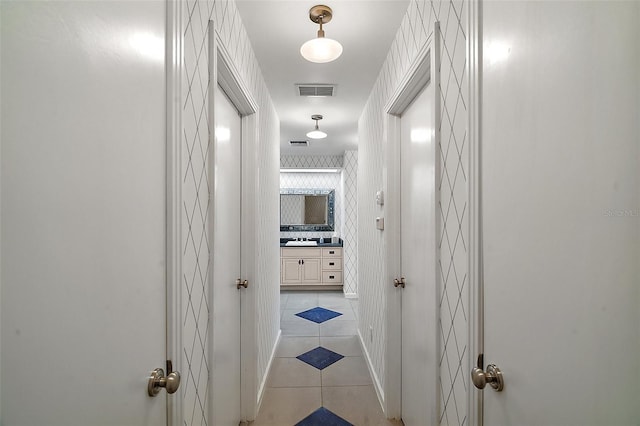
280, 188, 335, 232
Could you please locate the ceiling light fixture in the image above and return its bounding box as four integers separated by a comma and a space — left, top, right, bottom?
306, 115, 327, 139
300, 5, 343, 63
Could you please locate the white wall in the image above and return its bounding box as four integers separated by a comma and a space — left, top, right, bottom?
342, 151, 358, 297
182, 0, 280, 423
280, 172, 343, 239
358, 0, 467, 423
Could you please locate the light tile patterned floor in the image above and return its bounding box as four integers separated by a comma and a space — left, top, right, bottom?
252, 291, 402, 426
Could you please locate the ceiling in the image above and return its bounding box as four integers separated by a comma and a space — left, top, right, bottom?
235, 0, 410, 156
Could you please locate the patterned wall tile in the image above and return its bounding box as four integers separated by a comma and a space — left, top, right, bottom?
182, 1, 213, 423
280, 170, 342, 238
281, 154, 344, 169
280, 194, 305, 225
182, 0, 281, 424
342, 151, 359, 296
358, 1, 468, 425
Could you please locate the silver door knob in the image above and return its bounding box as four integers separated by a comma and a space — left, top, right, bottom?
148, 368, 181, 396
393, 277, 406, 288
471, 364, 504, 391
236, 278, 248, 289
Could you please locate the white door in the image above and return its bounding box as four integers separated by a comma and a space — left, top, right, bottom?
480, 1, 640, 424
1, 1, 170, 425
211, 84, 243, 425
400, 82, 438, 425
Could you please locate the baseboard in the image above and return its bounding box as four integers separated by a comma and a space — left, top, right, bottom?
357, 329, 385, 409
256, 329, 281, 412
344, 292, 358, 299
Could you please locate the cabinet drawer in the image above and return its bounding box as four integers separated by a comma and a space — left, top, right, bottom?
322, 258, 342, 270
321, 247, 342, 258
281, 247, 322, 258
322, 271, 343, 283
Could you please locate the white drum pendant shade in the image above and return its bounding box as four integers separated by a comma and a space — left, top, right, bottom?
306, 128, 327, 139
300, 5, 342, 64
307, 114, 328, 139
300, 37, 343, 63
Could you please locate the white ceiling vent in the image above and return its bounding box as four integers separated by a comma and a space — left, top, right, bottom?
296, 84, 336, 97
289, 140, 309, 147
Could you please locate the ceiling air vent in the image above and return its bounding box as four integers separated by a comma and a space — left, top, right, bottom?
296, 84, 336, 97
289, 140, 309, 147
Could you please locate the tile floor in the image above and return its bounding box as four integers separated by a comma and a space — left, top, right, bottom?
251, 291, 402, 426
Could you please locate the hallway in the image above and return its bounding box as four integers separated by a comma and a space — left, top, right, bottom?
252, 291, 401, 426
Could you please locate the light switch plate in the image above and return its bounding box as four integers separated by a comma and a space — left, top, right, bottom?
375, 190, 384, 205
376, 217, 384, 230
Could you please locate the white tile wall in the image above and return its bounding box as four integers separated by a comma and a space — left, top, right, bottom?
280, 194, 305, 225
357, 1, 468, 425
280, 171, 343, 239
183, 0, 280, 424
281, 154, 344, 169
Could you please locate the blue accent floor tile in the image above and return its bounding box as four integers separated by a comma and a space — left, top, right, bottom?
297, 346, 344, 370
295, 306, 342, 323
295, 407, 354, 426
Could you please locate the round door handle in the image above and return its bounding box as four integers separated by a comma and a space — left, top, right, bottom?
471, 364, 503, 391
148, 368, 181, 396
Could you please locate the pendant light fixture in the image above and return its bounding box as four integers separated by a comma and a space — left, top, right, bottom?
306, 115, 327, 139
300, 5, 343, 63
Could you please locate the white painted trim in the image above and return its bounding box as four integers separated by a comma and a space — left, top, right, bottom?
256, 330, 281, 413
241, 110, 259, 422
383, 21, 441, 422
344, 292, 358, 299
432, 23, 443, 424
467, 1, 483, 425
165, 0, 183, 424
383, 112, 402, 419
216, 32, 258, 115
358, 329, 386, 413
384, 33, 433, 115
207, 21, 218, 426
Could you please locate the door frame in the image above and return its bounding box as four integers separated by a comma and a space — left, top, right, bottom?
382, 22, 441, 420
167, 0, 184, 424
467, 0, 482, 424
208, 20, 260, 423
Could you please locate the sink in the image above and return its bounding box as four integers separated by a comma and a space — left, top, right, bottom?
285, 241, 318, 246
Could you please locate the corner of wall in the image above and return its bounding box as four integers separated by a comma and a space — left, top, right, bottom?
357, 1, 469, 424
182, 0, 281, 423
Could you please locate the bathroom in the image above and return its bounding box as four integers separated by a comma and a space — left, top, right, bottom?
278, 153, 358, 297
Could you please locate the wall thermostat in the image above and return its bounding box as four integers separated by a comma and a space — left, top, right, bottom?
375, 190, 384, 205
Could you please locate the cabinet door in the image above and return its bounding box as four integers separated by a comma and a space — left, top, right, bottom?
281, 258, 302, 284
300, 258, 322, 283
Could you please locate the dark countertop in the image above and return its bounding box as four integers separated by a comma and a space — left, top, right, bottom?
280, 238, 343, 248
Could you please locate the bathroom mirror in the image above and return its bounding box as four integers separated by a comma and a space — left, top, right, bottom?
280, 189, 335, 232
